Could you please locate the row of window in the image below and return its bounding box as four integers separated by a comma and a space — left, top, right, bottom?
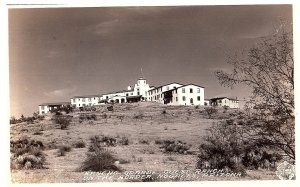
182, 88, 201, 94
149, 87, 201, 96
181, 96, 201, 101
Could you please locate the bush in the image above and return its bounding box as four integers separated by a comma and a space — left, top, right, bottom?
78, 151, 120, 172
160, 140, 191, 154
10, 138, 46, 170
197, 120, 282, 175
133, 111, 144, 120
118, 136, 129, 145
73, 140, 86, 148
204, 107, 218, 119
57, 145, 72, 157
154, 139, 163, 145
88, 136, 103, 152
53, 115, 72, 130
139, 139, 150, 145
79, 114, 97, 123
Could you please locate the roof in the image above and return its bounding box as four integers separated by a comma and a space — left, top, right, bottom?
72, 95, 101, 98
152, 82, 183, 90
166, 83, 205, 92
210, 97, 239, 101
126, 95, 142, 99
39, 102, 71, 106
103, 89, 134, 95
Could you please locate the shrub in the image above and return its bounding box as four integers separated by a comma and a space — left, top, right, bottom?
78, 150, 120, 172
33, 131, 43, 135
53, 115, 72, 130
10, 138, 46, 170
57, 145, 72, 157
79, 151, 120, 172
223, 105, 229, 112
154, 139, 163, 145
197, 120, 282, 175
133, 111, 144, 120
91, 114, 97, 121
160, 140, 191, 154
204, 107, 218, 119
73, 140, 86, 148
88, 136, 103, 152
119, 136, 129, 145
117, 115, 125, 122
139, 139, 150, 145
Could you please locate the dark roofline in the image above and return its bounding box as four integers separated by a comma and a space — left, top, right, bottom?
126, 95, 142, 99
72, 95, 101, 98
103, 89, 134, 95
210, 97, 239, 101
166, 83, 205, 92
39, 102, 71, 106
152, 82, 183, 89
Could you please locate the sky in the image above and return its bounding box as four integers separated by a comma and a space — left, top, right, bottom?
9, 5, 293, 117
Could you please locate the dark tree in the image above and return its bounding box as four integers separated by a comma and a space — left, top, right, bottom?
215, 28, 294, 160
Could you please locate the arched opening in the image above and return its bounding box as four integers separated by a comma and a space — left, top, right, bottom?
190, 98, 193, 105
115, 99, 120, 103
121, 98, 125, 103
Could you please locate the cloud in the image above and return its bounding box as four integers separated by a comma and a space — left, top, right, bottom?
87, 19, 120, 36
46, 50, 59, 58
44, 86, 77, 98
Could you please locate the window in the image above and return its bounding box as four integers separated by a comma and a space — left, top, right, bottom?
82, 98, 85, 102
182, 88, 185, 93
190, 98, 193, 104
131, 93, 133, 95
190, 88, 193, 93
126, 93, 129, 96
183, 96, 186, 101
106, 96, 109, 99
176, 97, 178, 101
79, 104, 81, 107
197, 88, 200, 93
218, 100, 222, 103
197, 96, 200, 101
83, 104, 86, 107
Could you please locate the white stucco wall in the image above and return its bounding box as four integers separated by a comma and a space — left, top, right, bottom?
39, 105, 50, 114
175, 85, 204, 106
148, 83, 183, 103
71, 96, 100, 108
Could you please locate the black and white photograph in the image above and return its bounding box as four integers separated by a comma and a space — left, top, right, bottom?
7, 2, 295, 184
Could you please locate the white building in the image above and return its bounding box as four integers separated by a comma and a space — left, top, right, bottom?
166, 84, 205, 105
38, 102, 71, 114
147, 82, 183, 103
71, 95, 101, 108
39, 77, 207, 112
210, 97, 239, 108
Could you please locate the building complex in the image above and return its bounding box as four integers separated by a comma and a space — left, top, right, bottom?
39, 77, 239, 114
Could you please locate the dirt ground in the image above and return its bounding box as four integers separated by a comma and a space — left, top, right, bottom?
10, 102, 279, 182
